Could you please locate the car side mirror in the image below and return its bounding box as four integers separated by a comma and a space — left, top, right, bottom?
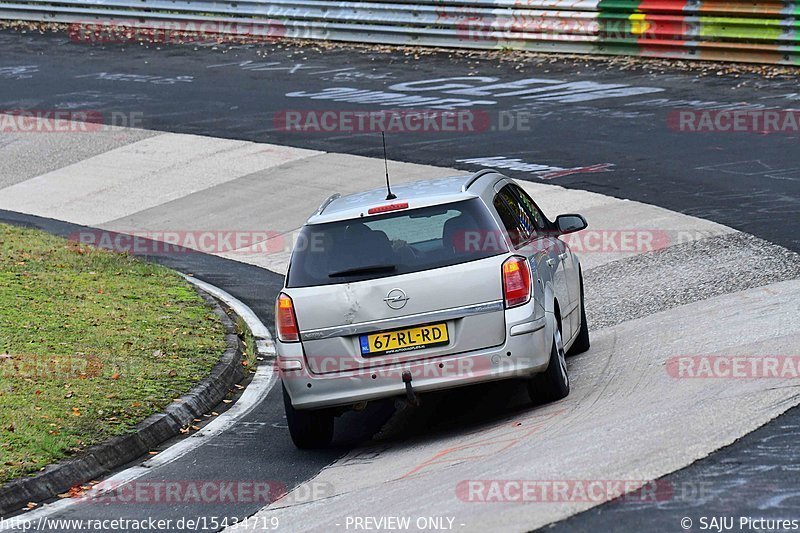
555, 214, 587, 235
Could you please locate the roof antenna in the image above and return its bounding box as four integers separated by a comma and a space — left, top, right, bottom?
382, 131, 396, 200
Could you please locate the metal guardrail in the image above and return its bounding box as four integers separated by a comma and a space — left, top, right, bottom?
1, 0, 797, 65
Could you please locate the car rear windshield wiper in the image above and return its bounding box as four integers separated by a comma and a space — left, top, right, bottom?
328, 264, 397, 278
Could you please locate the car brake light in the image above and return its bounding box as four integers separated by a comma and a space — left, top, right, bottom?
502, 256, 531, 308
276, 293, 300, 342
368, 202, 408, 214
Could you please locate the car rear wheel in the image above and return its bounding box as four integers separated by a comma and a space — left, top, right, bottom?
528, 320, 570, 404
282, 383, 334, 449
567, 273, 590, 356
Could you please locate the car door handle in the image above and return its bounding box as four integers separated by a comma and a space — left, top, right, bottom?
546, 258, 556, 267
558, 252, 568, 260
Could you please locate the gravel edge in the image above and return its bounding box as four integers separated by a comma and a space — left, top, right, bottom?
0, 285, 247, 517
584, 232, 800, 330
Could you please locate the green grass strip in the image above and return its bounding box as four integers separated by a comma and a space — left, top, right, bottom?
0, 223, 226, 484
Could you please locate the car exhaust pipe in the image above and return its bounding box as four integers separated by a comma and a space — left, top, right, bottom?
402, 371, 420, 407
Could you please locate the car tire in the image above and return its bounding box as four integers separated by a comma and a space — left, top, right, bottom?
282, 383, 334, 449
567, 273, 590, 356
528, 320, 570, 404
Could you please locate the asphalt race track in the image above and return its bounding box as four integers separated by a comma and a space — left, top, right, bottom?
1, 29, 799, 532
2, 31, 799, 253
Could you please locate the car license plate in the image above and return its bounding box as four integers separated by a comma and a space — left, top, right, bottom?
360, 323, 449, 356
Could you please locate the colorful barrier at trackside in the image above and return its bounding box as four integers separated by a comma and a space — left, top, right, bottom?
0, 0, 797, 64
596, 1, 800, 64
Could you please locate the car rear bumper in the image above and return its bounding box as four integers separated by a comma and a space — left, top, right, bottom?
279, 315, 550, 410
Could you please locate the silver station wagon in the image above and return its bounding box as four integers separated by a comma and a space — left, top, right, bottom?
275, 170, 589, 448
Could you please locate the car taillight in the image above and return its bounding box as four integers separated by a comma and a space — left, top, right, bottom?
502, 256, 531, 308
276, 293, 300, 342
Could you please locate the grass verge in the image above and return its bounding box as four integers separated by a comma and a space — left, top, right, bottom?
0, 223, 226, 484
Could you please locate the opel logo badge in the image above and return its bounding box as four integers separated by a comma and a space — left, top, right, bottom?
384, 288, 409, 310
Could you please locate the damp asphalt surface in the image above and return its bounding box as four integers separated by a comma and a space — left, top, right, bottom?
2, 31, 799, 253
1, 30, 799, 531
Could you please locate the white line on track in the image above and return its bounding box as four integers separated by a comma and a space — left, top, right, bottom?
0, 276, 277, 531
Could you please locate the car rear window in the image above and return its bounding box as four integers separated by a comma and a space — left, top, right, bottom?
286, 198, 507, 288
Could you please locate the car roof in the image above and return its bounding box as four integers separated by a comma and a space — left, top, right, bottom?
307, 171, 502, 224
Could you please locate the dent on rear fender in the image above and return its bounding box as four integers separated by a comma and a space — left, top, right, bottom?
539, 282, 556, 348
542, 282, 555, 315
342, 284, 361, 324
